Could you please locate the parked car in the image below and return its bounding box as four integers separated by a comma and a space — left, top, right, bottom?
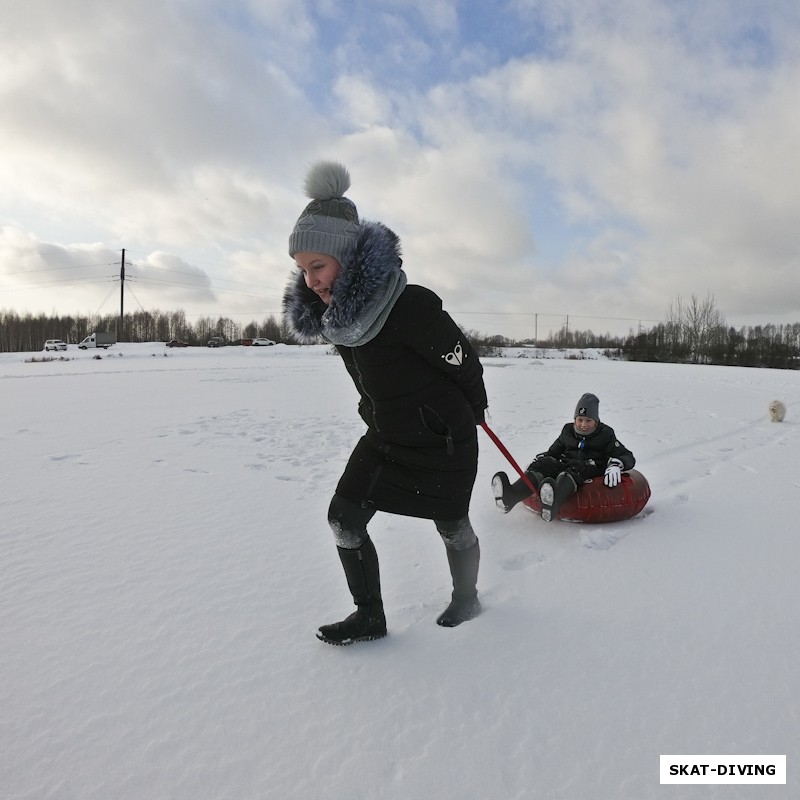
166, 339, 189, 348
207, 336, 225, 348
44, 339, 68, 351
251, 338, 276, 346
239, 338, 254, 346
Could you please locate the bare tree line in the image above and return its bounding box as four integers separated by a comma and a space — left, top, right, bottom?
2, 294, 799, 369
620, 294, 800, 368
468, 294, 800, 369
0, 309, 288, 352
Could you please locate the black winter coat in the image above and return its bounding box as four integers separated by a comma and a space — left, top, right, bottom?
536, 422, 635, 479
283, 222, 488, 520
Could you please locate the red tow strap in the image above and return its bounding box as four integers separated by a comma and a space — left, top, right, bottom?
480, 421, 538, 494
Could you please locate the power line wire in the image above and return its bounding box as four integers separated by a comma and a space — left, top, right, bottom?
2, 249, 666, 328
2, 261, 117, 276
3, 276, 117, 291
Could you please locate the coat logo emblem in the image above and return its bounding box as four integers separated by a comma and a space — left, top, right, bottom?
443, 342, 464, 366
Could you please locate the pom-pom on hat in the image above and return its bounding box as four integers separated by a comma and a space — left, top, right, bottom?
288, 161, 360, 264
574, 392, 600, 422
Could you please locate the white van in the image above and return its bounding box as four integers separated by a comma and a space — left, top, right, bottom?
44, 339, 68, 351
78, 332, 115, 349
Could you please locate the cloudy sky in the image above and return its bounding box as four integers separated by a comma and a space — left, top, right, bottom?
2, 0, 799, 340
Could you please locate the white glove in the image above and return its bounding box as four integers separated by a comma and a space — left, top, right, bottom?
604, 458, 623, 487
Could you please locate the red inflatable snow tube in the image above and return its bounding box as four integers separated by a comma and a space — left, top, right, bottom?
522, 469, 651, 523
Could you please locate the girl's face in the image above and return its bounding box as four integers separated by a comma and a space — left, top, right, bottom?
294, 252, 341, 305
574, 415, 598, 434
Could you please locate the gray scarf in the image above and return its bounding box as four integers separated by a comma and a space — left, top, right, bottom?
320, 267, 406, 346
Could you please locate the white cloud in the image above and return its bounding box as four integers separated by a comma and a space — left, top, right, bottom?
333, 75, 394, 128
2, 0, 800, 336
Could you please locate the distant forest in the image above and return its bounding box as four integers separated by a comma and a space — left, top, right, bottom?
0, 309, 286, 353
475, 294, 800, 369
2, 294, 799, 369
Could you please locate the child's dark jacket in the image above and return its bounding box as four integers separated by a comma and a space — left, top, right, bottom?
542, 422, 635, 477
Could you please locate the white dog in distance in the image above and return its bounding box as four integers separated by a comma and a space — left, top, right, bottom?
768, 400, 786, 422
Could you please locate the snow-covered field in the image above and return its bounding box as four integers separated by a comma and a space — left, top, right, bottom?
2, 343, 796, 799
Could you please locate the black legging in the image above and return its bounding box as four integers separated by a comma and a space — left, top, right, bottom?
327, 494, 477, 552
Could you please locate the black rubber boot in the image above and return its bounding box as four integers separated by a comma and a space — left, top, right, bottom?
539, 473, 577, 522
436, 540, 482, 627
317, 537, 387, 645
491, 471, 542, 513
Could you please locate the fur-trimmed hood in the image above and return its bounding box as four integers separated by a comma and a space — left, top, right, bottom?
283, 221, 407, 346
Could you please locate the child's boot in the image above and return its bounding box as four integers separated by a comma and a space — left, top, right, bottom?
491, 471, 541, 513
540, 473, 578, 522
539, 478, 556, 521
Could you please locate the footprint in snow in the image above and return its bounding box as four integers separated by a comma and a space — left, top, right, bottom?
580, 528, 626, 550
499, 550, 550, 571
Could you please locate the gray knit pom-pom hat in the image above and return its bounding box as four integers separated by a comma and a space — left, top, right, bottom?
288, 161, 360, 263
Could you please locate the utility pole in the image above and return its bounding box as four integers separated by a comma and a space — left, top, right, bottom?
119, 248, 125, 339
534, 313, 538, 346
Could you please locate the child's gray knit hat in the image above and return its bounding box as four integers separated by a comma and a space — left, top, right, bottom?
574, 393, 600, 422
288, 161, 360, 264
